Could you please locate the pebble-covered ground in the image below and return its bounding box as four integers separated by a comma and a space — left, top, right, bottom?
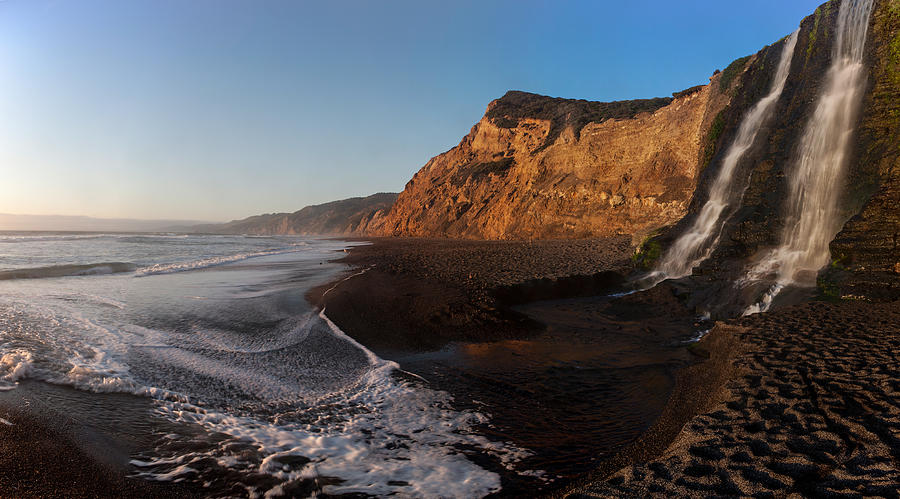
317, 236, 635, 351
338, 236, 634, 303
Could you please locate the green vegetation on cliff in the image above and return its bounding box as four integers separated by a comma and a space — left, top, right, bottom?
632, 234, 662, 270
718, 55, 751, 92
806, 1, 833, 60
889, 0, 900, 87
826, 0, 900, 299
702, 110, 727, 169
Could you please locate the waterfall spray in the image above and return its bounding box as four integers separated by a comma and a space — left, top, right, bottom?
743, 0, 874, 315
641, 29, 800, 288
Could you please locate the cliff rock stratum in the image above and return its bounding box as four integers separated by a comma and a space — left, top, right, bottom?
377, 85, 731, 240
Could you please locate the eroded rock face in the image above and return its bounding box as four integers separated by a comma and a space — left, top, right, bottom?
830, 0, 900, 276
377, 84, 734, 240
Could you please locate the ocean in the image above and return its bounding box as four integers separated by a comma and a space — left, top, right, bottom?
0, 232, 527, 497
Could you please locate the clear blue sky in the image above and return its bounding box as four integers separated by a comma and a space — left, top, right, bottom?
0, 0, 824, 222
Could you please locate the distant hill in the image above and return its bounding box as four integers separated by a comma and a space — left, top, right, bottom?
0, 213, 212, 232
192, 193, 398, 235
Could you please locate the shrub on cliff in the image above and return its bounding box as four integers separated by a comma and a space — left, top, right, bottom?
719, 55, 751, 92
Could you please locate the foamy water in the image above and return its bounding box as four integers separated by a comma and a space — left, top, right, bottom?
0, 232, 529, 497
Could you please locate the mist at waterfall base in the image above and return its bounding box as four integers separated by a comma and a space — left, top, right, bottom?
639, 0, 874, 318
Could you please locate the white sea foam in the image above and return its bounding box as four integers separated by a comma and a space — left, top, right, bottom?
0, 233, 190, 243
0, 246, 530, 497
0, 234, 108, 243
124, 306, 531, 497
139, 361, 519, 497
0, 262, 138, 281
135, 246, 308, 276
0, 349, 33, 390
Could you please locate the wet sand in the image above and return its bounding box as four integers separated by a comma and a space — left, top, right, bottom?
388, 285, 708, 491
7, 235, 896, 497
315, 237, 740, 494
0, 235, 638, 498
0, 381, 196, 498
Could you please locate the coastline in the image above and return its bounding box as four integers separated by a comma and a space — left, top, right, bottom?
5, 235, 895, 497
314, 237, 900, 498
313, 236, 745, 494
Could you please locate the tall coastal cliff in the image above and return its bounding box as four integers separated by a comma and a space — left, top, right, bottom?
213, 0, 898, 297
830, 0, 900, 284
373, 0, 898, 298
377, 83, 733, 240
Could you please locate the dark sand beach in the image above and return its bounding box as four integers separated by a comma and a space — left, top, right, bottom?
311, 236, 634, 353
312, 237, 729, 493
570, 300, 900, 497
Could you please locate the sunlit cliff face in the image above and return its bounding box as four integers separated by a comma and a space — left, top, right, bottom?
379, 83, 733, 240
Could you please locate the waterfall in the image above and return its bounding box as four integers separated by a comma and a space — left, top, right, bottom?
743, 0, 874, 315
642, 29, 800, 288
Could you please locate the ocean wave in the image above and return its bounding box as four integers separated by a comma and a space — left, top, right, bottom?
0, 233, 192, 244
0, 234, 108, 243
0, 248, 532, 497
0, 262, 138, 281
115, 234, 190, 243
134, 247, 307, 276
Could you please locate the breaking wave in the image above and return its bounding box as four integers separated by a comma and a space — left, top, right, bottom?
0, 262, 138, 281
0, 235, 528, 496
134, 245, 309, 276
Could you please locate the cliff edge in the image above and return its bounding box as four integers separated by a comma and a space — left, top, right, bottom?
377, 80, 736, 240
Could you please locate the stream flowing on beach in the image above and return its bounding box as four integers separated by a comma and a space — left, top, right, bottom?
0, 232, 530, 497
